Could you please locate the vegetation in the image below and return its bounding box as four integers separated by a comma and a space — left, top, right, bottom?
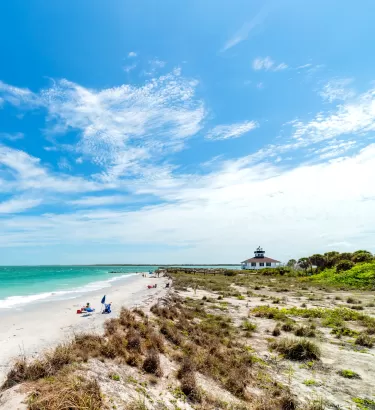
270, 338, 321, 361
338, 369, 361, 379
355, 333, 374, 348
28, 374, 103, 410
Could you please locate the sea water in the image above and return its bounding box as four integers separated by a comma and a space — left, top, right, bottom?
0, 265, 240, 309
0, 265, 158, 309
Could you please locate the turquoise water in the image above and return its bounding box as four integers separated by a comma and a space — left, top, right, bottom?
0, 265, 158, 309
0, 265, 240, 309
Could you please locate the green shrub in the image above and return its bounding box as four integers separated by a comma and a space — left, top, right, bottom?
294, 326, 315, 338
242, 320, 257, 332
338, 369, 360, 379
303, 379, 317, 386
336, 260, 354, 273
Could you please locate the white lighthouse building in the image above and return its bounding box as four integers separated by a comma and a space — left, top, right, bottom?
241, 247, 281, 270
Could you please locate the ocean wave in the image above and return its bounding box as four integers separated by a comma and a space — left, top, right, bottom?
0, 272, 138, 309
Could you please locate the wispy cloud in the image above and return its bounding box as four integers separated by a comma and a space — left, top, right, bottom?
0, 144, 105, 193
291, 86, 375, 144
252, 57, 288, 71
128, 51, 137, 58
311, 140, 357, 160
58, 157, 72, 171
2, 145, 375, 261
221, 6, 270, 52
123, 63, 137, 73
296, 63, 312, 70
319, 78, 355, 103
206, 121, 258, 141
0, 132, 24, 141
0, 196, 42, 214
69, 195, 131, 207
0, 69, 205, 182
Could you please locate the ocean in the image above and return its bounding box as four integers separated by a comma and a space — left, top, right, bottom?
0, 265, 240, 309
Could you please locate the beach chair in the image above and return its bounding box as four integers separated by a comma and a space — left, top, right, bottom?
102, 303, 112, 314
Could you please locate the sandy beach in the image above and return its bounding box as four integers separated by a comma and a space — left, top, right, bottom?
0, 273, 167, 384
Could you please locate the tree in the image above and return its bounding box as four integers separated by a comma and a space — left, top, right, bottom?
324, 251, 340, 268
287, 259, 297, 268
338, 252, 352, 261
351, 250, 373, 263
298, 257, 310, 273
309, 254, 326, 272
336, 260, 354, 273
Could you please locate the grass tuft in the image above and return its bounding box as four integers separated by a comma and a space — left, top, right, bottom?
338, 369, 361, 379
270, 337, 321, 361
28, 374, 103, 410
355, 333, 374, 348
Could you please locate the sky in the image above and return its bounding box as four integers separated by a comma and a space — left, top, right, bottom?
1, 0, 375, 265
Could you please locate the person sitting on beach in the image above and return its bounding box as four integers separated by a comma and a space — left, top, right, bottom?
82, 302, 95, 313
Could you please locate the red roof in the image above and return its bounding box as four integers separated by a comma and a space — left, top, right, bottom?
241, 257, 280, 263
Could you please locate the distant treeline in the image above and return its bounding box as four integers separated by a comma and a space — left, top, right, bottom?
287, 250, 374, 273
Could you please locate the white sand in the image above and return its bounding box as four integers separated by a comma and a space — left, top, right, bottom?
0, 273, 168, 384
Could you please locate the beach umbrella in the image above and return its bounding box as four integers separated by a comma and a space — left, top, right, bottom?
100, 295, 106, 312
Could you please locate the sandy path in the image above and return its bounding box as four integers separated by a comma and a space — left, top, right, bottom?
0, 274, 167, 384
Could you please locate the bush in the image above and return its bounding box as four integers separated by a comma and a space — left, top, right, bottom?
294, 326, 316, 338
270, 338, 321, 361
272, 327, 281, 337
338, 369, 360, 379
180, 372, 201, 402
28, 374, 103, 410
336, 260, 354, 273
355, 333, 374, 348
242, 320, 257, 332
281, 321, 295, 332
142, 350, 162, 377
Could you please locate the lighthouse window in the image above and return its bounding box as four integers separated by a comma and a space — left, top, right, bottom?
266, 262, 271, 266
251, 262, 256, 267
259, 262, 264, 266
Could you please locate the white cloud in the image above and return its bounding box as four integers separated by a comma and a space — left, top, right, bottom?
221, 6, 270, 52
58, 157, 72, 171
252, 57, 287, 72
2, 73, 375, 261
274, 63, 288, 71
76, 157, 83, 164
291, 86, 375, 144
0, 69, 205, 182
123, 63, 137, 73
296, 63, 312, 69
310, 140, 357, 160
319, 78, 355, 103
0, 197, 42, 214
128, 51, 137, 58
253, 57, 274, 71
206, 121, 258, 141
69, 195, 130, 207
0, 132, 24, 141
2, 145, 375, 261
0, 144, 106, 193
0, 81, 39, 107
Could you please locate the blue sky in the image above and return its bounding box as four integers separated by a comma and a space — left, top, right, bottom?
1, 0, 375, 264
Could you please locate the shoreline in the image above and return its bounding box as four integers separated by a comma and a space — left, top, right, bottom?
0, 273, 168, 384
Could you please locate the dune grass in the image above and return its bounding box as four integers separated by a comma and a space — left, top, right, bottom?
270, 337, 321, 361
